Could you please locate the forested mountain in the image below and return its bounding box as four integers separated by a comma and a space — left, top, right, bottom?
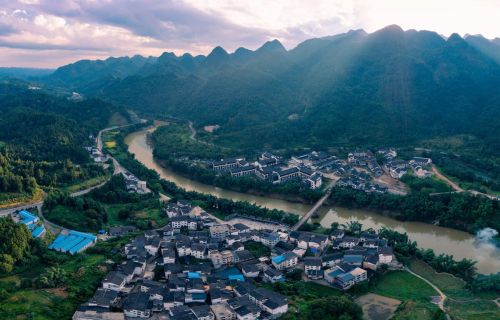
0, 83, 120, 162
41, 26, 500, 150
46, 55, 157, 89
0, 68, 54, 80
0, 82, 124, 198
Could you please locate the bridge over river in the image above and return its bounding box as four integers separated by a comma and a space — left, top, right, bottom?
291, 181, 335, 231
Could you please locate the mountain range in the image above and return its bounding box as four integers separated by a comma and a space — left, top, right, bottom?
37, 25, 500, 150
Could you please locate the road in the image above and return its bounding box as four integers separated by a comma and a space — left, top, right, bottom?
0, 123, 134, 229
291, 180, 335, 231
431, 165, 498, 201
431, 166, 463, 192
96, 123, 135, 152
188, 120, 212, 146
405, 267, 450, 319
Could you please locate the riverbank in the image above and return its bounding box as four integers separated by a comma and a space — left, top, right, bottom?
124, 124, 500, 274
154, 158, 320, 204
150, 121, 499, 235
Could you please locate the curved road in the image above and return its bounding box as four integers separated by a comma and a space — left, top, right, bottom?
405, 267, 450, 319
0, 124, 133, 231
431, 165, 498, 201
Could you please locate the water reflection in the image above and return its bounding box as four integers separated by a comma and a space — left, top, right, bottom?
125, 125, 500, 274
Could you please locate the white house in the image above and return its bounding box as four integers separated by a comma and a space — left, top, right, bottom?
102, 271, 127, 292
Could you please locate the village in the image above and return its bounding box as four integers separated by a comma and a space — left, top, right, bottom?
71, 199, 400, 320
210, 149, 432, 194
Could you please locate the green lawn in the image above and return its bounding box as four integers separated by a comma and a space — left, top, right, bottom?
408, 259, 500, 320
369, 271, 439, 320
408, 259, 470, 299
370, 271, 436, 302
391, 301, 440, 320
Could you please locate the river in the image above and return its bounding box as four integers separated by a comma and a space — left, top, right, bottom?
125, 125, 500, 274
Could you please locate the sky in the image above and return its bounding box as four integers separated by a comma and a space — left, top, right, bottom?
1, 0, 499, 68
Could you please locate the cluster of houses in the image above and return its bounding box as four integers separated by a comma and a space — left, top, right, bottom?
73, 199, 398, 320
320, 230, 398, 290
73, 205, 290, 319
385, 157, 432, 179
348, 151, 384, 177
12, 209, 46, 239
289, 151, 346, 174
122, 171, 151, 194
211, 152, 323, 190
336, 169, 388, 194
85, 145, 107, 163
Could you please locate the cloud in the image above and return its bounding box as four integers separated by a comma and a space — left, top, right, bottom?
0, 0, 499, 67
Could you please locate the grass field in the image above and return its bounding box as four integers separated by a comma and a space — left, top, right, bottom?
408, 259, 500, 320
106, 202, 167, 229
0, 188, 43, 208
105, 141, 117, 149
61, 174, 110, 193
369, 271, 439, 320
370, 271, 436, 302
44, 204, 91, 231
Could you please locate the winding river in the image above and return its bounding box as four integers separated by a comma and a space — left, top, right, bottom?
125, 125, 500, 274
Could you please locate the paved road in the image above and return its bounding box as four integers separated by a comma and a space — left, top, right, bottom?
0, 123, 134, 228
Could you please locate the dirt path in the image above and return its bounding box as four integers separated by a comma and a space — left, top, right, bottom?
188, 121, 210, 146
405, 267, 450, 319
431, 166, 498, 201
431, 166, 463, 192
493, 298, 500, 308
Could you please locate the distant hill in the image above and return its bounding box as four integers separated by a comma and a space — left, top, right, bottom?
41, 26, 500, 151
0, 67, 54, 80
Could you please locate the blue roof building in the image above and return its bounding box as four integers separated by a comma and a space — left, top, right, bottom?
216, 267, 245, 282
19, 210, 38, 226
31, 225, 45, 239
48, 230, 97, 254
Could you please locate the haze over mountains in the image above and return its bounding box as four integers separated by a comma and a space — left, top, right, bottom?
30, 26, 500, 150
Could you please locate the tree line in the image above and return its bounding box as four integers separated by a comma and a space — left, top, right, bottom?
379, 228, 477, 281
151, 122, 324, 202
329, 187, 499, 234
112, 129, 300, 226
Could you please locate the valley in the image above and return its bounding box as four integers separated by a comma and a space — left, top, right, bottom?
125, 123, 500, 274
0, 16, 499, 320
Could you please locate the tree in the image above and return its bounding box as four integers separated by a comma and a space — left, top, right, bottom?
344, 221, 363, 236
0, 254, 15, 273
0, 218, 31, 273
307, 296, 363, 320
